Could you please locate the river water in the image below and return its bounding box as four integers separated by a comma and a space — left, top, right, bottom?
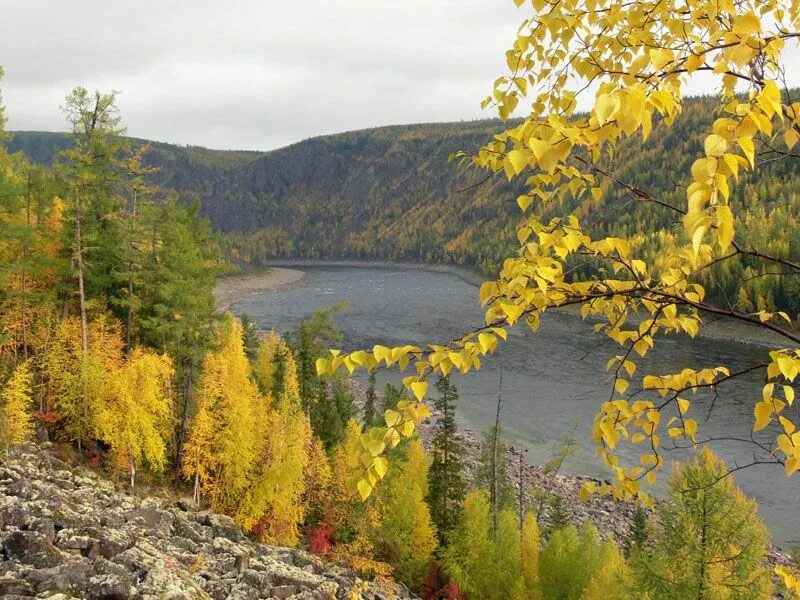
231, 264, 800, 548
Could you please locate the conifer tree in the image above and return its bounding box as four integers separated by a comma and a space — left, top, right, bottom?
1, 361, 34, 453
520, 513, 540, 599
239, 313, 260, 363
443, 491, 527, 600
632, 447, 770, 599
581, 540, 630, 600
182, 316, 260, 514
372, 438, 438, 588
477, 424, 515, 514
363, 371, 378, 429
427, 374, 466, 542
96, 348, 173, 489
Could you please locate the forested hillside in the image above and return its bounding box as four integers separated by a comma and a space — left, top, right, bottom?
13, 92, 800, 313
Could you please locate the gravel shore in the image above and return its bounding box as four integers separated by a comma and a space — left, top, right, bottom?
214, 267, 306, 311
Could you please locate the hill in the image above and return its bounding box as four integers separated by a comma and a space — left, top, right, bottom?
0, 444, 412, 599
11, 93, 800, 312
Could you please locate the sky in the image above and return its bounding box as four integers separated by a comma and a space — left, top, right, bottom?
2, 2, 798, 152
0, 1, 525, 151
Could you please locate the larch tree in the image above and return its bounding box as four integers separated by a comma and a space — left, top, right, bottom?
372, 437, 438, 588
96, 348, 173, 489
632, 447, 770, 599
427, 374, 466, 542
238, 331, 311, 546
312, 3, 800, 591
182, 316, 260, 514
59, 88, 124, 354
1, 361, 35, 453
520, 513, 540, 599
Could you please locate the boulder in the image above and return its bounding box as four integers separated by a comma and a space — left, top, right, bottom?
3, 530, 63, 568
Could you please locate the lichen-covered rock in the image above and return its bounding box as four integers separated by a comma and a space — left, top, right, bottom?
0, 446, 414, 599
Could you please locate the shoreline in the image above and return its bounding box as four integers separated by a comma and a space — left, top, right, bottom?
214, 266, 307, 311
217, 259, 792, 349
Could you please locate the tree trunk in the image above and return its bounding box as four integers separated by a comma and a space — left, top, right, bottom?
20, 177, 31, 361
75, 193, 88, 354
129, 453, 136, 492
193, 472, 200, 506
125, 189, 137, 355
492, 366, 503, 534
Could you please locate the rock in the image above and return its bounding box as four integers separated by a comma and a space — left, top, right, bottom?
87, 573, 133, 599
0, 576, 34, 596
3, 530, 63, 568
30, 518, 56, 543
0, 446, 413, 600
204, 513, 244, 542
271, 584, 297, 599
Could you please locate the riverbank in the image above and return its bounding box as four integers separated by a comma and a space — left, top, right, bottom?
214, 267, 306, 311
259, 258, 487, 287
223, 260, 796, 349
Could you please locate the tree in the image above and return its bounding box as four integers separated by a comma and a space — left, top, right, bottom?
624, 505, 649, 558
520, 513, 540, 599
59, 88, 125, 353
632, 447, 770, 599
363, 371, 378, 429
539, 524, 606, 600
182, 316, 260, 514
239, 313, 260, 363
139, 199, 220, 467
476, 424, 515, 517
314, 10, 800, 575
44, 313, 124, 450
581, 540, 630, 600
372, 438, 438, 588
427, 374, 466, 542
442, 491, 526, 600
1, 361, 34, 453
96, 348, 173, 490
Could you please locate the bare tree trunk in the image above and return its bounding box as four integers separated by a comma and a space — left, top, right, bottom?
125, 189, 137, 355
492, 366, 503, 534
518, 451, 524, 532
75, 193, 88, 354
20, 176, 31, 361
193, 472, 200, 506
129, 453, 136, 492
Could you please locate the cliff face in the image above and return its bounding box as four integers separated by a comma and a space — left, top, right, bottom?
0, 445, 412, 600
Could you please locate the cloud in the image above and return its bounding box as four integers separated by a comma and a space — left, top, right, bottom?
0, 0, 521, 150
2, 1, 799, 150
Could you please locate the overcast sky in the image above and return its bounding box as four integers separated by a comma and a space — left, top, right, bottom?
0, 1, 529, 150
2, 2, 798, 152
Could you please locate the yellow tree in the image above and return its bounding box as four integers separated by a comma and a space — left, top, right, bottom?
520, 513, 540, 599
183, 315, 260, 515
372, 438, 438, 588
1, 361, 35, 453
314, 12, 800, 595
96, 348, 173, 489
44, 313, 123, 450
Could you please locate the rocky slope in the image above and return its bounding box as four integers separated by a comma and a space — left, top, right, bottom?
0, 445, 413, 600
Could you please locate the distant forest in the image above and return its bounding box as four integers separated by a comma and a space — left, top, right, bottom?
11, 93, 800, 314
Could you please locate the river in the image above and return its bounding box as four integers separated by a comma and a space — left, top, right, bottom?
230, 263, 800, 548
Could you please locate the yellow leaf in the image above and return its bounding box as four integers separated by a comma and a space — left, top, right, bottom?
704, 134, 728, 157
357, 479, 373, 501
373, 457, 389, 479
595, 94, 621, 125
650, 48, 674, 70
684, 419, 697, 438
677, 398, 690, 414
716, 204, 734, 251
732, 14, 761, 37
410, 381, 428, 401
754, 401, 773, 432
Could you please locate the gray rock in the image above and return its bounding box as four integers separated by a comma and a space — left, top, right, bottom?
87, 573, 133, 599
0, 576, 34, 596
3, 530, 63, 568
